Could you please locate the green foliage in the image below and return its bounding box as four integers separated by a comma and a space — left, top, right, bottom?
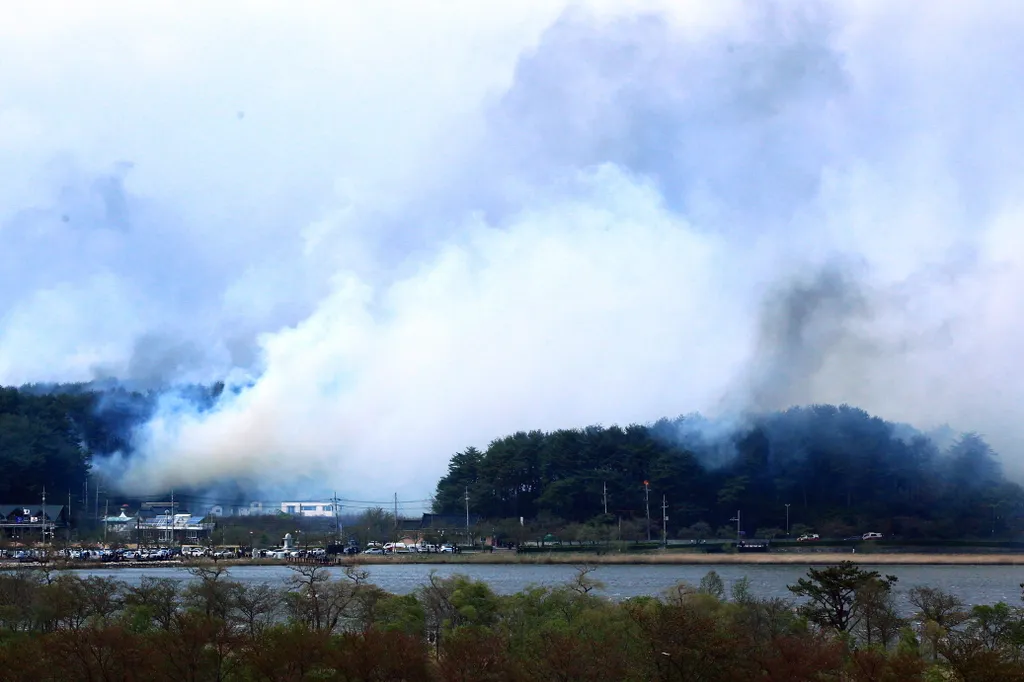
788, 561, 897, 633
0, 383, 195, 505
698, 570, 726, 600
434, 405, 1023, 540
2, 564, 1024, 679
373, 593, 426, 636
0, 390, 93, 501
731, 576, 754, 604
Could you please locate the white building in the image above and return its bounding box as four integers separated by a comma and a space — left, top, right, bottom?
279, 501, 336, 517
232, 501, 338, 517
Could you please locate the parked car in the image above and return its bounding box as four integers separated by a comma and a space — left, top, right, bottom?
862, 532, 883, 540
796, 534, 820, 542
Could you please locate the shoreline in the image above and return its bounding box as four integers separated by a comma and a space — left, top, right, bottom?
9, 551, 1024, 570
331, 552, 1024, 566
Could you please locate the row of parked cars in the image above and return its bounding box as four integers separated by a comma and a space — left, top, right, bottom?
67, 548, 181, 561
2, 543, 462, 564
796, 532, 885, 542
0, 547, 252, 563
361, 542, 457, 555
0, 548, 180, 563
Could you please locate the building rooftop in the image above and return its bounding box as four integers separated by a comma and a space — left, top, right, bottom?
0, 504, 68, 521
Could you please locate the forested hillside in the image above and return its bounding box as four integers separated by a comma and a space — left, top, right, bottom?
3, 381, 1021, 540
0, 383, 219, 502
0, 385, 132, 501
434, 405, 1024, 539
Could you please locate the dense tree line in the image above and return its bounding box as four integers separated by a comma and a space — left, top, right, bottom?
4, 380, 1021, 542
435, 405, 1024, 540
0, 386, 122, 503
2, 562, 1024, 680
0, 382, 222, 503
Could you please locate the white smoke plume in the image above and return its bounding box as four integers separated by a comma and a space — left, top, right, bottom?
2, 1, 1024, 499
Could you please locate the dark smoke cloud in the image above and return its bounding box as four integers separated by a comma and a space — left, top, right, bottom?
745, 262, 872, 412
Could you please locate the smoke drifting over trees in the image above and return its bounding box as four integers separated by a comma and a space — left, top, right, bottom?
432, 405, 1022, 539
1, 2, 1023, 498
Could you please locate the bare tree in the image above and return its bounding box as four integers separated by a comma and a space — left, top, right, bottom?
124, 577, 181, 631
908, 585, 969, 661
284, 564, 356, 633
183, 564, 237, 621
569, 564, 604, 595
231, 583, 280, 639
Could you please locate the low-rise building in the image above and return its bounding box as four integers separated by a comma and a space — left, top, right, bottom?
394, 513, 482, 544
136, 512, 214, 544
235, 501, 337, 517
279, 501, 337, 517
0, 504, 69, 541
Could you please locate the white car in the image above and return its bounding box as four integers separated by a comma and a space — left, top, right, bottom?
862, 532, 883, 540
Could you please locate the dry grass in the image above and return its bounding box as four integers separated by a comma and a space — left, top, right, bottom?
335, 551, 1024, 566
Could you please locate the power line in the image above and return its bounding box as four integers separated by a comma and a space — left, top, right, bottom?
123, 493, 432, 506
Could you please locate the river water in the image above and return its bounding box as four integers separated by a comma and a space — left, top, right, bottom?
70, 563, 1024, 613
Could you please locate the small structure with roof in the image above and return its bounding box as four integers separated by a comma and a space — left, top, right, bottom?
102, 506, 136, 537
0, 504, 68, 541
392, 513, 483, 545
135, 510, 214, 544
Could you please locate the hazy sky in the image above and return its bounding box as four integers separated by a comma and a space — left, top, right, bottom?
2, 1, 1023, 501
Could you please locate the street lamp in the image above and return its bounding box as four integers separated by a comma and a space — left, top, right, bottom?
785, 504, 791, 536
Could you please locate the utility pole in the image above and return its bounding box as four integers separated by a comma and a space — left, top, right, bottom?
465, 487, 470, 546
661, 494, 668, 548
68, 490, 72, 544
603, 482, 608, 515
394, 492, 399, 544
41, 487, 47, 546
103, 498, 109, 542
169, 489, 176, 546
644, 481, 651, 542
785, 503, 791, 536
730, 510, 741, 542
333, 491, 341, 542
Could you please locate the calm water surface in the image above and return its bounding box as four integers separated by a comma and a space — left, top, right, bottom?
74, 563, 1024, 613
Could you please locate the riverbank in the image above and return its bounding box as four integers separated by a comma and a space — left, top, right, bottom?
13, 550, 1024, 570
334, 551, 1024, 566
